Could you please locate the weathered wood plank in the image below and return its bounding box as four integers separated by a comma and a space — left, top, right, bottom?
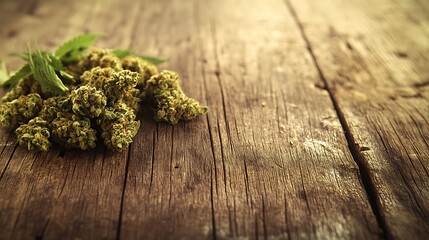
0, 0, 143, 239
120, 0, 381, 239
288, 0, 429, 238
118, 2, 215, 238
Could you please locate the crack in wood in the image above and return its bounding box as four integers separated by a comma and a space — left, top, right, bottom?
0, 144, 18, 181
0, 131, 14, 156
284, 0, 390, 239
149, 129, 156, 195
210, 170, 217, 240
168, 126, 174, 209
115, 145, 132, 240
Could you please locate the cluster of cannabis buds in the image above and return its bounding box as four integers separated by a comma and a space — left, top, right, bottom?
0, 34, 208, 152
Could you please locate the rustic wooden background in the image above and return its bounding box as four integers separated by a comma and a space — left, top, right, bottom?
0, 0, 428, 239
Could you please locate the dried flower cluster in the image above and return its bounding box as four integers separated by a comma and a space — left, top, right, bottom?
0, 43, 208, 152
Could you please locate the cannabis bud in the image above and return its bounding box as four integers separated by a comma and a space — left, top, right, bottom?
51, 113, 97, 150
80, 66, 115, 89
78, 48, 122, 73
0, 77, 42, 103
104, 70, 139, 103
15, 117, 51, 152
81, 67, 142, 110
98, 101, 140, 151
38, 96, 71, 122
70, 85, 107, 118
144, 71, 208, 124
0, 93, 43, 128
122, 56, 158, 88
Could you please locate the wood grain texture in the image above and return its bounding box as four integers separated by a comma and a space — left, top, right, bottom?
0, 0, 427, 239
288, 0, 429, 239
120, 0, 380, 239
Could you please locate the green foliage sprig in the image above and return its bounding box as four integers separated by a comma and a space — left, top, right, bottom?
55, 33, 103, 63
1, 33, 104, 91
1, 34, 166, 94
112, 48, 166, 65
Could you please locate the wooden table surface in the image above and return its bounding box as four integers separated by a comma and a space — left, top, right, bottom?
0, 0, 428, 239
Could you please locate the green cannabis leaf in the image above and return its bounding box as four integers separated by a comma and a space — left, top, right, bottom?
1, 64, 31, 87
137, 54, 166, 65
55, 33, 103, 63
42, 52, 64, 70
0, 60, 9, 86
29, 49, 68, 94
58, 70, 76, 84
111, 48, 133, 59
9, 51, 76, 84
10, 51, 63, 70
9, 52, 29, 60
112, 48, 166, 65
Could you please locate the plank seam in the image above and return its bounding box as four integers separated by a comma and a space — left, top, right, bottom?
283, 0, 390, 239
149, 129, 156, 194
0, 131, 13, 156
115, 145, 132, 240
195, 2, 218, 235
0, 143, 18, 181
210, 169, 217, 240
